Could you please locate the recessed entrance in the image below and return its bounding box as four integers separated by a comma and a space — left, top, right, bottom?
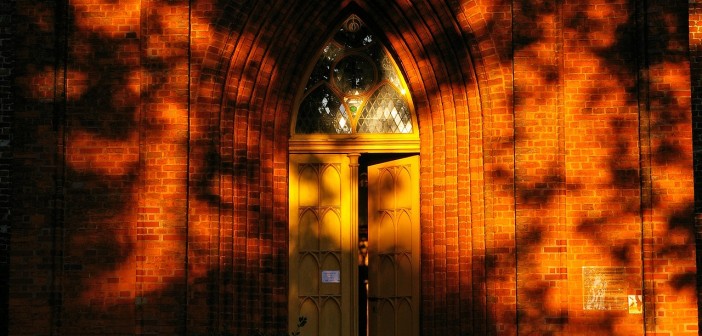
288, 153, 419, 336
288, 14, 420, 336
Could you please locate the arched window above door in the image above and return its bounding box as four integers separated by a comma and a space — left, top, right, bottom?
290, 15, 419, 153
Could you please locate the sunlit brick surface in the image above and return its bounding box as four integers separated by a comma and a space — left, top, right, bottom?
5, 0, 700, 335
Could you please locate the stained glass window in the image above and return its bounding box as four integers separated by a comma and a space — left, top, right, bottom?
357, 84, 412, 134
295, 15, 414, 135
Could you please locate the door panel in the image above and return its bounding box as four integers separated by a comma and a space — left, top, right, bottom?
289, 154, 352, 336
367, 155, 420, 336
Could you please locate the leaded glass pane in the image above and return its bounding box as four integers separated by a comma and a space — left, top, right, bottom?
379, 54, 402, 91
357, 84, 412, 134
305, 43, 342, 92
333, 55, 377, 95
334, 16, 373, 49
296, 86, 351, 134
344, 96, 364, 118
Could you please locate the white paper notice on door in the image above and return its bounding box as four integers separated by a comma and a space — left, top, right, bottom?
321, 270, 341, 283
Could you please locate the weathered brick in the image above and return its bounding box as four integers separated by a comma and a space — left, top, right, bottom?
4, 0, 700, 335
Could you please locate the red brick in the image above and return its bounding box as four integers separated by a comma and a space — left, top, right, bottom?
4, 0, 699, 335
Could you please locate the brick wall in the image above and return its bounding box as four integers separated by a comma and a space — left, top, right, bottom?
7, 0, 699, 335
690, 0, 702, 328
0, 0, 14, 333
513, 0, 566, 333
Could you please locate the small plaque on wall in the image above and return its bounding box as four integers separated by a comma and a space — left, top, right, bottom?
582, 266, 627, 310
628, 295, 643, 314
321, 270, 341, 283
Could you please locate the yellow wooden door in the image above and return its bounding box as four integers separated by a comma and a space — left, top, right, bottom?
289, 154, 353, 336
367, 155, 420, 336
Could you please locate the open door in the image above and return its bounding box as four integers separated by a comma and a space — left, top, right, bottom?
367, 155, 420, 336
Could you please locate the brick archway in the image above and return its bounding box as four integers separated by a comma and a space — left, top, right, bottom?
190, 1, 512, 334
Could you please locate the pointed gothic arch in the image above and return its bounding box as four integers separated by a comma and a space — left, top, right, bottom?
191, 1, 510, 334
289, 14, 419, 153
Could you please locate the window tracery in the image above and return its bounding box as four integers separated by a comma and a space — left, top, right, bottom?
295, 15, 414, 136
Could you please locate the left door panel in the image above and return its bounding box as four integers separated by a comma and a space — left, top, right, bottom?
289, 154, 353, 336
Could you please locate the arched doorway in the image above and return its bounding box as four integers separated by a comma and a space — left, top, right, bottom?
288, 15, 420, 336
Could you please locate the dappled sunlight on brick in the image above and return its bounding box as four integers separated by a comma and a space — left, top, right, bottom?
71, 0, 140, 35
3, 1, 700, 336
66, 131, 139, 175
